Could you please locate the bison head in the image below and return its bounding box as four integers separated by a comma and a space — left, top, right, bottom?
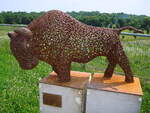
8, 27, 39, 70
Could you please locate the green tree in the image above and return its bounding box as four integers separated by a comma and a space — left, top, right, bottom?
141, 17, 150, 34
0, 15, 4, 23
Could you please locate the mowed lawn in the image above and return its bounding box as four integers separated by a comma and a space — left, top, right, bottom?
0, 26, 150, 113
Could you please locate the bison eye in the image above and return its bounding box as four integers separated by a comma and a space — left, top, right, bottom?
27, 43, 30, 48
13, 47, 17, 51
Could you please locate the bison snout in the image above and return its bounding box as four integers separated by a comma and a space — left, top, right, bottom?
19, 59, 39, 70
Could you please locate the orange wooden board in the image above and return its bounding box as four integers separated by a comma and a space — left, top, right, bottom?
40, 71, 91, 89
40, 71, 143, 95
87, 73, 143, 96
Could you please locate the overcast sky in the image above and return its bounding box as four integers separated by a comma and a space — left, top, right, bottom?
1, 0, 150, 16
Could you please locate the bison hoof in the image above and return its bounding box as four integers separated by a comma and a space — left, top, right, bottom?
103, 74, 112, 78
59, 76, 71, 82
125, 76, 134, 83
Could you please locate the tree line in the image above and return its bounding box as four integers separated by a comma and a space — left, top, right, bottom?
0, 11, 150, 33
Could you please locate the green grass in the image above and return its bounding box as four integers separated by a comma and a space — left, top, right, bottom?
0, 26, 150, 113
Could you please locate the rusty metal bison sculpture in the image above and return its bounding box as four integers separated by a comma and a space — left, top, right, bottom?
8, 10, 143, 82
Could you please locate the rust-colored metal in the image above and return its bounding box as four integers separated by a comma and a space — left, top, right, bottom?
8, 10, 143, 82
43, 92, 62, 107
40, 71, 90, 89
87, 73, 143, 96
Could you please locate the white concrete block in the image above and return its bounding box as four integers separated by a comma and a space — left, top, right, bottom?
86, 89, 142, 113
85, 73, 143, 113
39, 71, 90, 113
40, 83, 84, 113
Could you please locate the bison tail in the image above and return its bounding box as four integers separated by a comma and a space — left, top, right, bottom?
115, 26, 144, 34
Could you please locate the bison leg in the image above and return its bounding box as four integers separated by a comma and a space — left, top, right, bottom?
104, 55, 117, 78
54, 62, 71, 82
104, 62, 116, 78
52, 64, 58, 74
117, 46, 134, 83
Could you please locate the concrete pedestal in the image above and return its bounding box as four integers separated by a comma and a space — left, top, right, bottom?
39, 71, 143, 113
86, 73, 143, 113
39, 71, 90, 113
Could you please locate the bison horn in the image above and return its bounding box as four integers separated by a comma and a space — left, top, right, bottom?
14, 27, 32, 37
8, 32, 17, 38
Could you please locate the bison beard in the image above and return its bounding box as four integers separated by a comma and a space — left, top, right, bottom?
8, 10, 143, 83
